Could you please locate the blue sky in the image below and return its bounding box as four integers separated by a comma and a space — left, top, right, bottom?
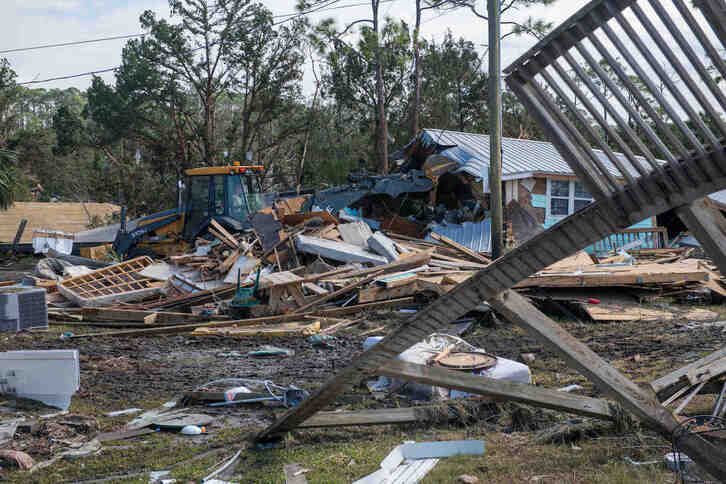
0, 1, 583, 93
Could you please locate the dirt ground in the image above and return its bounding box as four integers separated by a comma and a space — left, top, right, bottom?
0, 294, 723, 482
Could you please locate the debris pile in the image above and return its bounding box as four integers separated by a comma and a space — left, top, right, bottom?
7, 200, 723, 335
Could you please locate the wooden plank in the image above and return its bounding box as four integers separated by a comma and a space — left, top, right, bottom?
378, 359, 615, 420
80, 308, 218, 325
68, 298, 417, 338
302, 282, 328, 296
11, 219, 27, 253
583, 304, 673, 322
359, 281, 419, 303
191, 321, 320, 338
652, 346, 726, 401
299, 407, 431, 428
429, 232, 491, 265
291, 271, 383, 314
284, 463, 309, 484
490, 289, 726, 475
260, 271, 303, 289
210, 219, 240, 249
514, 261, 708, 288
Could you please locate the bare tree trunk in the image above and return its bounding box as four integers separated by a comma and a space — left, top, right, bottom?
410, 0, 422, 138
372, 0, 388, 174
298, 80, 320, 190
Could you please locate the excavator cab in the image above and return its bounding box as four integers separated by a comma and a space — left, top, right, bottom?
181, 164, 265, 240
113, 163, 265, 258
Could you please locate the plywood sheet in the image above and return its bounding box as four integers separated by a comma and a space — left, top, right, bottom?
0, 202, 120, 243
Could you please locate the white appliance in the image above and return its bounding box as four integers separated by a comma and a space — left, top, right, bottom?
0, 350, 80, 410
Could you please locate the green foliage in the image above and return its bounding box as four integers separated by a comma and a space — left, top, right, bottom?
419, 31, 488, 133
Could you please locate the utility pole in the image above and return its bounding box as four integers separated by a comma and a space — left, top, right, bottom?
488, 0, 504, 259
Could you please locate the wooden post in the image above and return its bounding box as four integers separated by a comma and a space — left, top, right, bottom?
489, 0, 504, 260
490, 289, 726, 481
11, 219, 27, 254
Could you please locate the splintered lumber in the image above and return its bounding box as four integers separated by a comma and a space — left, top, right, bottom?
378, 359, 615, 420
651, 346, 726, 402
209, 219, 240, 249
57, 257, 162, 307
429, 232, 491, 265
295, 235, 388, 266
191, 321, 320, 338
359, 280, 419, 303
67, 298, 416, 338
514, 260, 709, 288
291, 271, 383, 314
490, 290, 726, 470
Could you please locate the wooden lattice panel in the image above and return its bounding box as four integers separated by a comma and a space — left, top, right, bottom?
58, 257, 163, 307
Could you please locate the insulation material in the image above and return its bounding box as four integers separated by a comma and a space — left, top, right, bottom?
32, 230, 74, 255
365, 334, 531, 400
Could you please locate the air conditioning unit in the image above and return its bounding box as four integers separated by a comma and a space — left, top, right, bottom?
0, 287, 48, 332
0, 350, 79, 410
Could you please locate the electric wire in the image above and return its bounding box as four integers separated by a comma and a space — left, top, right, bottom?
15, 0, 392, 84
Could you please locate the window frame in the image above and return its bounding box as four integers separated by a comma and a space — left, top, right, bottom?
545, 178, 593, 220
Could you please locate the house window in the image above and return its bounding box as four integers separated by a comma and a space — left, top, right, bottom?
546, 179, 593, 219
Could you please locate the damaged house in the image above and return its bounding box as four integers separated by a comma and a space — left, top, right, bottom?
394, 129, 723, 251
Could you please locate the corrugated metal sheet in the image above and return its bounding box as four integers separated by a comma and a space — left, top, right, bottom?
416, 129, 653, 182
427, 218, 491, 253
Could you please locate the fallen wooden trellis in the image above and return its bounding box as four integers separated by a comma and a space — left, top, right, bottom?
256, 1, 726, 479
57, 257, 163, 307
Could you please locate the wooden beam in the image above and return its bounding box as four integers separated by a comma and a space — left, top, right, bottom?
299, 407, 427, 428
429, 232, 491, 265
676, 199, 726, 277
651, 345, 726, 401
68, 298, 416, 339
291, 271, 382, 314
11, 219, 27, 254
378, 359, 615, 420
80, 308, 221, 325
490, 289, 726, 481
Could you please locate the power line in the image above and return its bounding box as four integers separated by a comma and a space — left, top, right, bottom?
19, 68, 117, 85
15, 0, 392, 85
0, 34, 144, 55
